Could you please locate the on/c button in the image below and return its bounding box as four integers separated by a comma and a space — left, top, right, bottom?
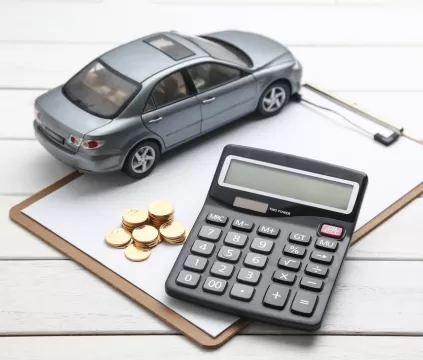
319, 224, 344, 240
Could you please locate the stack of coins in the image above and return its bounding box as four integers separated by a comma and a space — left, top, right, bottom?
159, 221, 187, 245
148, 200, 175, 229
105, 228, 132, 248
121, 208, 149, 233
132, 225, 160, 249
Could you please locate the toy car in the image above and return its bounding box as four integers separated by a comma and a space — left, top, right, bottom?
34, 30, 302, 179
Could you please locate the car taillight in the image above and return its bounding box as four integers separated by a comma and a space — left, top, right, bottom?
34, 107, 41, 124
67, 135, 104, 150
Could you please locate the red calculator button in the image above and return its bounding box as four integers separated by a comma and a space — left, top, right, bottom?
319, 224, 344, 239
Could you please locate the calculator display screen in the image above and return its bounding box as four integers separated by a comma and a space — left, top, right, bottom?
219, 156, 359, 214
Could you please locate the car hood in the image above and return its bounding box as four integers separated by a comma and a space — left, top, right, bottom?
36, 87, 112, 137
202, 30, 293, 69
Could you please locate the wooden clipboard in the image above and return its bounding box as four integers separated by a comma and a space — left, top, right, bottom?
9, 85, 423, 348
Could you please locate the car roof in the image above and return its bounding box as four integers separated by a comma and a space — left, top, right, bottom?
99, 32, 209, 83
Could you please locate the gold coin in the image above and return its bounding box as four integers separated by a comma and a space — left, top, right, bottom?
160, 221, 186, 240
132, 225, 159, 245
124, 244, 151, 262
148, 200, 174, 218
122, 208, 149, 225
105, 228, 131, 248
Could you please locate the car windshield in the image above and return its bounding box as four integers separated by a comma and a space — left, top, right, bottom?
63, 60, 139, 118
188, 36, 252, 68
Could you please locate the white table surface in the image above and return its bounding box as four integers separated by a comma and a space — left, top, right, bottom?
1, 1, 423, 358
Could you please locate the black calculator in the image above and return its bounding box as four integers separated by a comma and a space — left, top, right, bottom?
165, 145, 368, 330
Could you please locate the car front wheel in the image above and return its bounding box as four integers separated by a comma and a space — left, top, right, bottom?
122, 141, 160, 180
257, 82, 290, 117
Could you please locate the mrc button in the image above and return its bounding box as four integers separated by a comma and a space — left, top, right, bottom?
319, 224, 344, 240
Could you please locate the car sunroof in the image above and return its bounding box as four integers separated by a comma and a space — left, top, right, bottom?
144, 34, 195, 61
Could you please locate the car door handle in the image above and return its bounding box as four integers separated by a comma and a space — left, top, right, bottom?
148, 116, 163, 123
202, 97, 216, 104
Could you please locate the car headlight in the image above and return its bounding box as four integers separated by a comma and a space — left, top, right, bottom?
293, 59, 302, 71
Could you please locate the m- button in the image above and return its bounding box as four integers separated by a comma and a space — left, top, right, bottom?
232, 219, 254, 232
257, 224, 280, 238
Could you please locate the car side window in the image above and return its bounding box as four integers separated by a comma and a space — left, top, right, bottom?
187, 63, 241, 93
143, 96, 155, 113
151, 71, 189, 108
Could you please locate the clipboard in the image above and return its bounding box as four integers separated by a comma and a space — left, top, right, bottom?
9, 84, 423, 348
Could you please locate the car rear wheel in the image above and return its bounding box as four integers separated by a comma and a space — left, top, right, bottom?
122, 141, 160, 180
257, 82, 290, 117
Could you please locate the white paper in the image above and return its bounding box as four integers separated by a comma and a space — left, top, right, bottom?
24, 87, 423, 337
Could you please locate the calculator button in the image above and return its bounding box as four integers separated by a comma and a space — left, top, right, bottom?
300, 277, 324, 292
250, 238, 274, 254
291, 291, 318, 317
206, 213, 228, 226
210, 262, 234, 279
230, 283, 255, 301
319, 224, 344, 239
305, 264, 329, 278
289, 232, 311, 245
176, 270, 201, 289
198, 226, 221, 242
244, 252, 268, 269
183, 255, 208, 272
191, 240, 215, 257
278, 257, 302, 271
283, 244, 307, 259
217, 246, 241, 263
257, 224, 280, 238
224, 232, 248, 248
232, 219, 254, 232
310, 250, 333, 265
237, 268, 261, 285
315, 238, 338, 252
263, 284, 290, 310
273, 270, 296, 285
203, 277, 227, 295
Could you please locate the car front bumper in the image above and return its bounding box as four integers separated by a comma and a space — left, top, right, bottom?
34, 121, 124, 173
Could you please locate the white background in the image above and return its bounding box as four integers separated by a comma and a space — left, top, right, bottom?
1, 0, 423, 358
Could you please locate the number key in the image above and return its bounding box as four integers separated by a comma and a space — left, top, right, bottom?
210, 262, 234, 279
217, 246, 241, 263
191, 240, 215, 257
237, 268, 261, 285
176, 270, 201, 289
184, 255, 208, 272
244, 252, 267, 269
224, 232, 247, 248
198, 226, 221, 242
250, 238, 274, 254
203, 277, 227, 295
283, 244, 307, 258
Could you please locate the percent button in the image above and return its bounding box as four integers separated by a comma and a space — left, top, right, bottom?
283, 244, 307, 259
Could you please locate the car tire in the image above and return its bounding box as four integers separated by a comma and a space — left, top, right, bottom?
122, 141, 160, 180
257, 81, 290, 118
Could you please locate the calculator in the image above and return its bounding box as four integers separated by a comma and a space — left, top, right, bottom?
165, 145, 368, 330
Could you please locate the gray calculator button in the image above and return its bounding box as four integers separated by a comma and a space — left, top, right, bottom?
232, 219, 254, 232
300, 277, 324, 292
230, 283, 255, 301
289, 232, 311, 245
315, 238, 338, 252
217, 246, 241, 263
278, 257, 302, 271
310, 250, 333, 265
176, 270, 201, 289
257, 224, 280, 238
250, 238, 274, 254
244, 252, 268, 270
283, 244, 307, 258
198, 226, 221, 242
263, 284, 290, 310
206, 213, 228, 226
210, 262, 234, 279
191, 240, 215, 257
273, 270, 296, 285
224, 232, 248, 248
203, 277, 227, 295
184, 255, 208, 272
305, 263, 329, 278
291, 290, 318, 317
237, 268, 261, 285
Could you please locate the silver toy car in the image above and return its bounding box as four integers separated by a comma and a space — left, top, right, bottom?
34, 30, 302, 179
